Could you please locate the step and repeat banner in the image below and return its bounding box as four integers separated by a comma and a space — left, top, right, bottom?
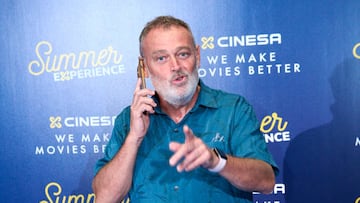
1, 1, 359, 202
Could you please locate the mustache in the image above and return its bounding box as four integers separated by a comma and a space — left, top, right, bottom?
170, 71, 188, 80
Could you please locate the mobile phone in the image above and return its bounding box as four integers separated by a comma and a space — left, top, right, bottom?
137, 57, 146, 89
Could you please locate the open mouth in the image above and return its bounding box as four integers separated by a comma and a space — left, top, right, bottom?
172, 75, 187, 85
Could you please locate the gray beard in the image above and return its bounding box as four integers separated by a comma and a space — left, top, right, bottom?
151, 70, 199, 108
163, 74, 199, 107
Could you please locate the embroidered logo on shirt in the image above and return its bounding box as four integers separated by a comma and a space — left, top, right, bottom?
211, 133, 224, 142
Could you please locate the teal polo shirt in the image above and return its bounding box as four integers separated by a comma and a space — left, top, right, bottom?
95, 80, 278, 203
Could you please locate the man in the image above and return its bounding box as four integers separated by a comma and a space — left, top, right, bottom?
92, 15, 278, 203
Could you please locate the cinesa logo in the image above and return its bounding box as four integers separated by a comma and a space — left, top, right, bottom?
260, 112, 290, 143
49, 116, 116, 128
201, 33, 281, 50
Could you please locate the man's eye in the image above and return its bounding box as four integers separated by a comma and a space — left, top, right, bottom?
157, 56, 166, 62
178, 52, 190, 58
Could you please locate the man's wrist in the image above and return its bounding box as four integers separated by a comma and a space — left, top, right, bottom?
208, 148, 227, 173
126, 131, 144, 147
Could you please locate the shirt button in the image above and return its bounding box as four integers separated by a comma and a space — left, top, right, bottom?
174, 185, 179, 191
173, 128, 179, 133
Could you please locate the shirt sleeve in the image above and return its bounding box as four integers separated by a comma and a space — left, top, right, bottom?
230, 96, 279, 175
94, 106, 131, 175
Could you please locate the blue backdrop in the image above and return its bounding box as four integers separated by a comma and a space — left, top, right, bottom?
1, 1, 359, 202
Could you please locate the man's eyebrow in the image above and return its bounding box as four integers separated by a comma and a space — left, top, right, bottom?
151, 46, 193, 56
151, 50, 168, 56
175, 46, 192, 52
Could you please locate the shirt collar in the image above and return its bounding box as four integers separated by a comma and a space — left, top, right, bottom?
193, 79, 219, 110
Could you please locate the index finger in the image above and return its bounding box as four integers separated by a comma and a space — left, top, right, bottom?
168, 125, 195, 167
134, 78, 155, 97
183, 125, 195, 143
135, 78, 142, 91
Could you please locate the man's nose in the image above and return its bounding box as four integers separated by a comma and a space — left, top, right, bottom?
169, 56, 180, 71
